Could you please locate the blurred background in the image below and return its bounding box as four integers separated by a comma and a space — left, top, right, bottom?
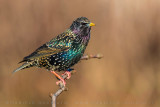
1, 0, 160, 107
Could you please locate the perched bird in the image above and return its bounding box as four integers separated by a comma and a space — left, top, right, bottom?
13, 17, 95, 85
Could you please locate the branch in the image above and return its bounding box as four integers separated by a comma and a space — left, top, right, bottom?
50, 54, 103, 107
50, 72, 69, 107
81, 54, 103, 60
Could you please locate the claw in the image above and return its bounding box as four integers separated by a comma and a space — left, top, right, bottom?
51, 70, 72, 87
51, 71, 66, 86
56, 79, 66, 86
62, 71, 71, 80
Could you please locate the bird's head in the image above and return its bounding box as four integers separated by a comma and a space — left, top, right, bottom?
70, 17, 95, 36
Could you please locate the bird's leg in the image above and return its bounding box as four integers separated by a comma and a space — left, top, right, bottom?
62, 68, 74, 80
62, 71, 71, 80
50, 71, 66, 86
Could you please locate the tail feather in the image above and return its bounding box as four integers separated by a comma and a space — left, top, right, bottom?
12, 62, 33, 74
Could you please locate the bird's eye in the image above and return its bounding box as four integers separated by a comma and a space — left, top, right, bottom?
81, 22, 87, 26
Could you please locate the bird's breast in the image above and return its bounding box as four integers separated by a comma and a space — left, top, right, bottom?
48, 44, 86, 71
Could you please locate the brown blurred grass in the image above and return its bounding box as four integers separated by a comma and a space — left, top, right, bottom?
1, 0, 160, 107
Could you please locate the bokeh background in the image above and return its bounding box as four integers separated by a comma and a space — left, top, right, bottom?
1, 0, 160, 107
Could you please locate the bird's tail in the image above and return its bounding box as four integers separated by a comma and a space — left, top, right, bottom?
12, 62, 34, 74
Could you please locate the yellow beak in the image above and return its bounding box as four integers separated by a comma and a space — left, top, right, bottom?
89, 22, 95, 26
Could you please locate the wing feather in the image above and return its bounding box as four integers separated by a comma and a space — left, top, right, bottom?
19, 31, 73, 63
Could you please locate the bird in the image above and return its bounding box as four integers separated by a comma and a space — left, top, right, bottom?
13, 17, 95, 86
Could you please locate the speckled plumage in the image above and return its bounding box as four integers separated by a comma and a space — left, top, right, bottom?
13, 17, 95, 73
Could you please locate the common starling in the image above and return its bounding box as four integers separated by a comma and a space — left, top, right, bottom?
13, 17, 95, 85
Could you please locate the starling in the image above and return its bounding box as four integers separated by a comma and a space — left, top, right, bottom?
13, 17, 95, 85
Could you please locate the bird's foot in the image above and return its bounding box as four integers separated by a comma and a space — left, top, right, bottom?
51, 71, 66, 87
62, 71, 71, 80
56, 79, 66, 86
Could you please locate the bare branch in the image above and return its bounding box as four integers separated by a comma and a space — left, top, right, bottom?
81, 54, 103, 60
51, 73, 68, 107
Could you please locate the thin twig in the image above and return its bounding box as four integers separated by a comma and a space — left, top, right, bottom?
51, 54, 103, 107
81, 54, 103, 60
51, 73, 68, 107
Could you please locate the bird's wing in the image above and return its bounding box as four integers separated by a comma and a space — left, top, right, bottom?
20, 31, 74, 63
